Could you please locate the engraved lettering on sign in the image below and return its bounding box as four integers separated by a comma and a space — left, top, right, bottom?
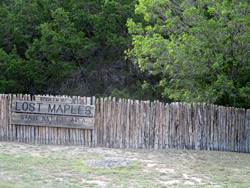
11, 97, 95, 129
12, 113, 94, 129
12, 100, 95, 117
48, 104, 56, 113
34, 96, 72, 103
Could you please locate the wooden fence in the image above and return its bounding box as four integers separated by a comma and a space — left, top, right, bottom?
0, 94, 96, 146
0, 94, 249, 153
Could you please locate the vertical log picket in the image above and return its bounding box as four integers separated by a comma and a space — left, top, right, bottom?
245, 110, 250, 153
0, 94, 249, 153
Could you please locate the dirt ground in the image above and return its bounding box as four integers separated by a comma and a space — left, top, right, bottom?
0, 141, 249, 188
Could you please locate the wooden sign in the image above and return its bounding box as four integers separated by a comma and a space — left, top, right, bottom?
12, 113, 94, 129
34, 96, 72, 103
12, 100, 95, 117
11, 98, 95, 129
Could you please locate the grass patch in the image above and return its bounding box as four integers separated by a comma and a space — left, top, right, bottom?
0, 142, 249, 188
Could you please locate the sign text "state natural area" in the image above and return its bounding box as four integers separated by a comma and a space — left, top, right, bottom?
12, 101, 95, 117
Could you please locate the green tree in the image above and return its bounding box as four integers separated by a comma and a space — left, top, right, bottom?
0, 0, 146, 97
127, 0, 250, 108
0, 1, 78, 94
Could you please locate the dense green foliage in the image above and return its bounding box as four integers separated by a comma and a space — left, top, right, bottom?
127, 0, 250, 108
0, 0, 151, 97
0, 0, 249, 107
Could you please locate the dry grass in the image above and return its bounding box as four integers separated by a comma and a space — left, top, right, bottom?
0, 142, 249, 188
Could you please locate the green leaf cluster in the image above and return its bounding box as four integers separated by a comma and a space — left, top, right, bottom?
0, 0, 139, 95
127, 0, 250, 108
